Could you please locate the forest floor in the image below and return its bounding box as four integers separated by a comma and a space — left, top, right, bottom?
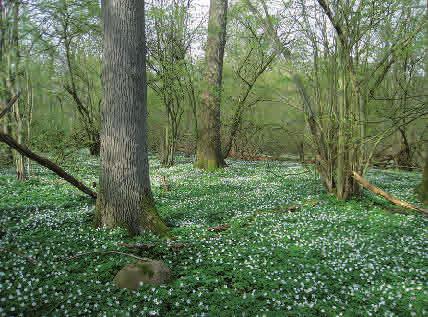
0, 154, 427, 316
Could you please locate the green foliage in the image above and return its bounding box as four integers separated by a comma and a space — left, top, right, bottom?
0, 155, 427, 316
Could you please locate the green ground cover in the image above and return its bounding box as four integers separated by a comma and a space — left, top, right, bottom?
0, 155, 427, 316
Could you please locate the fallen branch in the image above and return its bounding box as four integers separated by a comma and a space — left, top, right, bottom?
62, 250, 151, 262
0, 248, 38, 265
352, 171, 428, 216
118, 242, 156, 251
119, 242, 187, 252
169, 242, 186, 251
208, 224, 230, 232
0, 93, 20, 120
0, 132, 97, 199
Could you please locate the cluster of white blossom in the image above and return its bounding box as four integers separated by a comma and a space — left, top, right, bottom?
0, 155, 426, 315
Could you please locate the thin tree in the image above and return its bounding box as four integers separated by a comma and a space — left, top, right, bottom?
146, 0, 198, 167
95, 0, 169, 236
247, 0, 425, 200
223, 7, 280, 158
195, 0, 228, 170
1, 0, 27, 180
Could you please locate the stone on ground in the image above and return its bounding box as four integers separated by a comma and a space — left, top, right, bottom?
113, 260, 172, 290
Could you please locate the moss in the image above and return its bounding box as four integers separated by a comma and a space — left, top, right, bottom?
206, 159, 219, 171
139, 195, 171, 238
193, 159, 204, 169
194, 155, 225, 171
94, 189, 170, 238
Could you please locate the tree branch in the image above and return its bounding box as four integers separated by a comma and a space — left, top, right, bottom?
352, 171, 428, 216
0, 132, 97, 199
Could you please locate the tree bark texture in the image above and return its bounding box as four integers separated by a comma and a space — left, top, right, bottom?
416, 146, 428, 204
96, 0, 168, 236
195, 0, 228, 170
7, 1, 26, 180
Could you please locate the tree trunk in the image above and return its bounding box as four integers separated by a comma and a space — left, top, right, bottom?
0, 3, 12, 164
25, 75, 33, 176
13, 98, 26, 180
8, 1, 26, 180
89, 132, 100, 156
298, 142, 304, 163
419, 5, 428, 205
96, 0, 168, 237
195, 0, 228, 170
1, 108, 14, 165
396, 127, 413, 170
416, 146, 428, 204
160, 125, 176, 168
222, 107, 241, 159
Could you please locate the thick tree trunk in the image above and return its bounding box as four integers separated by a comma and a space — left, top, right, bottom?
195, 0, 228, 170
96, 0, 168, 236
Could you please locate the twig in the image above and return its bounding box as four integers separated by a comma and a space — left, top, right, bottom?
118, 242, 156, 251
62, 250, 151, 262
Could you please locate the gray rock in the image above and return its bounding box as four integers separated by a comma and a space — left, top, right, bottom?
114, 260, 172, 290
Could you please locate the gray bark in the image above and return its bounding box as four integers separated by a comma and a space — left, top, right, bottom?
195, 0, 228, 170
96, 0, 168, 236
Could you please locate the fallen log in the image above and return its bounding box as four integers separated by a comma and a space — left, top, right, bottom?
352, 171, 428, 216
0, 132, 97, 199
